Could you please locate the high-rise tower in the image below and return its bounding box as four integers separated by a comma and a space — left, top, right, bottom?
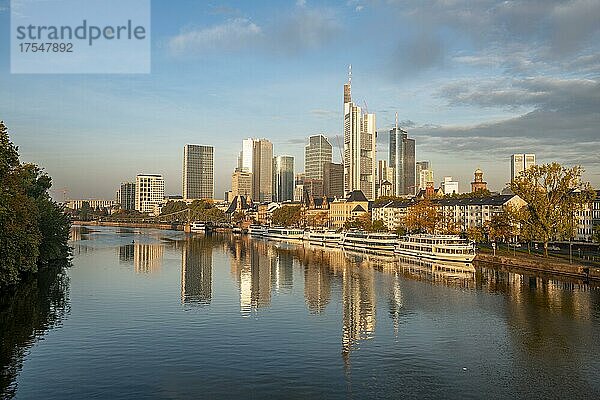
343, 66, 376, 200
389, 113, 415, 195
183, 144, 214, 200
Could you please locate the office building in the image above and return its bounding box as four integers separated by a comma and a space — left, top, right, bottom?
418, 169, 434, 192
240, 138, 273, 202
415, 161, 431, 191
273, 155, 295, 202
231, 170, 253, 199
323, 162, 344, 198
376, 160, 395, 198
183, 144, 214, 200
135, 174, 165, 216
305, 134, 332, 181
117, 182, 136, 211
390, 113, 415, 195
441, 176, 459, 195
343, 66, 376, 200
511, 154, 536, 182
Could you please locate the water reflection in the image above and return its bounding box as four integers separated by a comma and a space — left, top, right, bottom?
0, 267, 69, 398
181, 237, 213, 305
397, 256, 476, 288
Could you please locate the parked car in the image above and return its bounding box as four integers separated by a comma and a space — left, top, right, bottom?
548, 245, 561, 251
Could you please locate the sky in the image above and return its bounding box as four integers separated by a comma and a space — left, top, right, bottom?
1, 0, 599, 200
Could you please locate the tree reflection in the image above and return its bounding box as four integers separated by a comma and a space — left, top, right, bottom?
0, 264, 70, 398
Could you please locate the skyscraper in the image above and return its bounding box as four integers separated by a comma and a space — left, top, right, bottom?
135, 174, 165, 216
183, 144, 214, 200
272, 155, 294, 202
416, 161, 433, 192
305, 134, 332, 181
239, 138, 274, 202
117, 182, 135, 211
389, 114, 415, 195
511, 154, 536, 182
323, 162, 344, 198
376, 160, 395, 198
343, 66, 376, 200
231, 170, 252, 198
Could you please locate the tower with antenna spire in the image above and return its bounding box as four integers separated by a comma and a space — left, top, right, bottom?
342, 65, 376, 200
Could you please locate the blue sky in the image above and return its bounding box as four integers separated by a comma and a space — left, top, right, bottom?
1, 0, 599, 199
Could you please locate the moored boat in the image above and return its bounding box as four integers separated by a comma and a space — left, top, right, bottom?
190, 222, 207, 233
248, 224, 268, 236
264, 227, 304, 243
304, 230, 342, 246
340, 231, 398, 253
395, 234, 475, 262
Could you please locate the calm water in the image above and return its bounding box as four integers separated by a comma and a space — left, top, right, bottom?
2, 226, 600, 399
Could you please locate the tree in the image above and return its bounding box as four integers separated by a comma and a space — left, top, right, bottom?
371, 219, 387, 232
403, 199, 440, 234
593, 225, 600, 244
343, 213, 372, 231
272, 205, 302, 227
466, 226, 485, 243
0, 121, 71, 288
485, 212, 514, 243
511, 163, 595, 256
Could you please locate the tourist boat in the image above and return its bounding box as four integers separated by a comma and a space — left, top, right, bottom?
232, 226, 243, 234
304, 230, 342, 246
339, 231, 398, 253
248, 224, 268, 236
264, 227, 305, 243
190, 222, 207, 233
395, 234, 476, 262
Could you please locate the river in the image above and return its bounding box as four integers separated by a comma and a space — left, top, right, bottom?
1, 226, 599, 399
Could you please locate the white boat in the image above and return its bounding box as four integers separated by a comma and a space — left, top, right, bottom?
264, 227, 304, 243
190, 222, 207, 233
395, 234, 476, 263
304, 230, 342, 246
232, 226, 243, 234
340, 231, 398, 253
248, 225, 268, 236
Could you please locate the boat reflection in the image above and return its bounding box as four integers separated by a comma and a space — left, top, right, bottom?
396, 256, 476, 288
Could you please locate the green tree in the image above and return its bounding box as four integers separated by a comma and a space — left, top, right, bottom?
510, 163, 595, 256
0, 121, 71, 288
272, 205, 302, 227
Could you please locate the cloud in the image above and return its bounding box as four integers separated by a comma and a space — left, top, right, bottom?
310, 109, 338, 118
167, 5, 341, 57
168, 18, 262, 55
438, 77, 600, 115
270, 7, 341, 54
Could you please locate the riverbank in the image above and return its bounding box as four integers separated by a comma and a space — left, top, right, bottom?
475, 252, 600, 281
72, 220, 183, 230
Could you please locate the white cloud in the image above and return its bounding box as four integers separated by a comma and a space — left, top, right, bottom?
168, 18, 262, 55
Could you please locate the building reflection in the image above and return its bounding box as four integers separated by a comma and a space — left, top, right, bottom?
181, 237, 213, 305
133, 243, 163, 273
119, 244, 134, 263
228, 237, 272, 315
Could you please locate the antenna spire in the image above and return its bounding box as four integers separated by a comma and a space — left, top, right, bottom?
348, 64, 352, 85
395, 112, 398, 130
